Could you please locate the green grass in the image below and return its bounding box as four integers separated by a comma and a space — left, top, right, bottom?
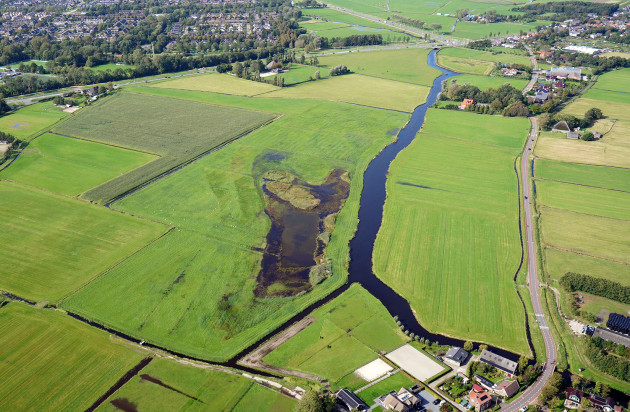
451, 21, 542, 40
437, 55, 495, 75
583, 87, 630, 105
449, 74, 528, 91
0, 101, 68, 141
543, 247, 630, 286
439, 48, 533, 66
0, 181, 167, 302
264, 284, 408, 387
373, 109, 531, 355
151, 72, 278, 96
90, 63, 134, 71
0, 303, 145, 411
579, 293, 630, 321
535, 158, 630, 192
0, 133, 155, 196
6, 59, 47, 69
53, 92, 275, 202
95, 357, 295, 412
269, 64, 329, 84
356, 372, 415, 403
591, 68, 630, 94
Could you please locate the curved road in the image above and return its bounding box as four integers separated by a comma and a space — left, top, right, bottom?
503, 117, 557, 411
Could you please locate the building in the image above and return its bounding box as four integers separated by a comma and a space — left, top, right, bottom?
593, 327, 630, 348
563, 45, 601, 55
459, 99, 474, 110
469, 384, 493, 411
564, 388, 584, 409
552, 120, 571, 133
590, 394, 615, 411
549, 66, 582, 81
382, 388, 421, 412
567, 131, 579, 140
444, 347, 469, 366
494, 380, 519, 398
479, 350, 518, 376
607, 313, 630, 335
474, 375, 496, 391
335, 389, 366, 411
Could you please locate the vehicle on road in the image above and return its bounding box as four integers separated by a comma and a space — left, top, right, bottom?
519, 406, 529, 412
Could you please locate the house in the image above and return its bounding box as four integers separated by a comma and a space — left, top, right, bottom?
567, 131, 579, 140
549, 66, 582, 80
537, 84, 552, 93
469, 385, 493, 411
565, 388, 584, 409
553, 81, 565, 89
335, 389, 366, 411
501, 68, 518, 76
444, 347, 469, 366
534, 91, 549, 103
552, 120, 571, 133
479, 350, 518, 376
382, 388, 421, 412
494, 380, 519, 398
590, 394, 615, 411
474, 375, 496, 390
593, 131, 603, 139
459, 99, 474, 110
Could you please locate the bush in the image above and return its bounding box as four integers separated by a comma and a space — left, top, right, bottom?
329, 64, 350, 76
581, 131, 595, 141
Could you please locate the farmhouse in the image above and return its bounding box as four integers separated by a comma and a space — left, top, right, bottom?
469, 384, 493, 411
493, 380, 519, 398
382, 388, 421, 412
479, 349, 517, 376
459, 99, 474, 110
444, 346, 469, 366
335, 388, 366, 411
564, 387, 584, 409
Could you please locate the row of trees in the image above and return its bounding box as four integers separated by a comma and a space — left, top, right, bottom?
512, 1, 618, 21
560, 272, 630, 305
0, 131, 19, 162
390, 14, 443, 31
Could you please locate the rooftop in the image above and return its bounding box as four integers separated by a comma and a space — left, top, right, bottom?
479, 350, 517, 374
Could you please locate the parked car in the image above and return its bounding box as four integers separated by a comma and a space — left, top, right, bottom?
433, 399, 441, 405
519, 406, 529, 412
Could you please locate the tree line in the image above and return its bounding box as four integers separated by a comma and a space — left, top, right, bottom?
512, 1, 618, 21
560, 272, 630, 305
0, 131, 19, 162
585, 337, 630, 382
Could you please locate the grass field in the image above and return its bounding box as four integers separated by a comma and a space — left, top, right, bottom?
590, 68, 630, 94
0, 181, 167, 302
95, 357, 295, 412
451, 21, 544, 40
0, 133, 155, 196
439, 48, 533, 66
534, 158, 630, 192
264, 73, 429, 112
373, 109, 531, 355
6, 59, 47, 69
543, 247, 630, 286
152, 72, 278, 96
448, 74, 528, 91
53, 92, 275, 202
0, 101, 68, 141
356, 372, 414, 403
317, 48, 440, 86
302, 20, 414, 41
90, 63, 134, 71
437, 55, 494, 75
267, 64, 329, 85
579, 293, 630, 321
0, 303, 145, 411
264, 284, 408, 387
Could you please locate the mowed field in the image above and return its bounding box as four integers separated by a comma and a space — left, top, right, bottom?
373, 109, 531, 354
0, 133, 155, 196
264, 284, 408, 389
96, 358, 295, 412
53, 92, 274, 203
448, 74, 528, 91
0, 101, 67, 141
301, 19, 413, 41
0, 181, 167, 302
590, 68, 630, 94
0, 303, 145, 411
437, 48, 532, 76
151, 72, 278, 96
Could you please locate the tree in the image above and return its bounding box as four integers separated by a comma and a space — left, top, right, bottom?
0, 98, 10, 115
581, 131, 594, 141
518, 355, 529, 373
479, 344, 488, 352
594, 381, 602, 394
539, 372, 564, 403
538, 113, 553, 130
314, 70, 320, 80
584, 107, 603, 122
570, 374, 583, 390
232, 62, 243, 78
53, 95, 65, 105
330, 64, 350, 76
430, 23, 443, 31
295, 390, 333, 412
601, 383, 611, 397
504, 101, 529, 117
464, 341, 474, 352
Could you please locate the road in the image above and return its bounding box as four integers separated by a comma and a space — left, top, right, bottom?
522, 46, 539, 95
502, 117, 557, 412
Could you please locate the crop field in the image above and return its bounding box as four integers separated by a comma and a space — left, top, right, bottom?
317, 48, 440, 86
534, 158, 630, 192
264, 284, 408, 386
448, 74, 528, 91
0, 181, 166, 302
591, 68, 630, 94
151, 72, 278, 96
302, 20, 413, 41
437, 55, 495, 75
53, 92, 275, 202
373, 109, 531, 354
303, 8, 399, 30
96, 357, 295, 412
0, 101, 67, 141
264, 74, 429, 112
0, 303, 144, 411
0, 133, 155, 196
60, 86, 411, 360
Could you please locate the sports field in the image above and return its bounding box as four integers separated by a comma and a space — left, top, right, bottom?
373, 109, 531, 354
0, 303, 144, 411
448, 74, 528, 91
0, 101, 67, 141
0, 133, 155, 196
152, 72, 278, 96
263, 284, 408, 387
95, 357, 295, 412
0, 181, 167, 302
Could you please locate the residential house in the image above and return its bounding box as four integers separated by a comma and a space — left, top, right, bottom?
564, 388, 584, 409
502, 68, 518, 76
553, 81, 565, 89
474, 375, 496, 391
494, 380, 519, 398
469, 385, 493, 411
382, 388, 421, 412
549, 66, 582, 81
590, 394, 615, 411
479, 350, 518, 376
593, 131, 603, 139
459, 99, 474, 110
335, 389, 366, 411
444, 347, 469, 367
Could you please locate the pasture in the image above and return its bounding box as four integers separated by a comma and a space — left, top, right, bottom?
263, 284, 408, 387
0, 133, 155, 196
0, 303, 144, 411
0, 101, 67, 141
439, 48, 532, 66
90, 63, 134, 71
448, 74, 528, 91
437, 55, 494, 75
151, 72, 278, 96
591, 68, 630, 94
267, 64, 328, 85
96, 357, 295, 412
0, 181, 166, 302
452, 21, 542, 40
302, 20, 414, 41
53, 92, 274, 202
373, 109, 531, 355
543, 247, 630, 286
534, 158, 630, 192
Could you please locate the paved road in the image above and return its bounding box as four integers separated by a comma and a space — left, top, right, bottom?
502, 117, 557, 412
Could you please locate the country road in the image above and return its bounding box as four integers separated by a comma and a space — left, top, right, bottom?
503, 117, 557, 411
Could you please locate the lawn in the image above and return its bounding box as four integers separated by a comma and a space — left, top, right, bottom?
356, 372, 415, 403
263, 284, 409, 387
6, 59, 47, 69
151, 72, 278, 96
317, 48, 440, 86
95, 357, 295, 412
579, 293, 630, 322
373, 109, 531, 355
0, 303, 145, 411
534, 158, 630, 192
264, 73, 429, 112
0, 181, 167, 302
583, 87, 630, 105
0, 101, 68, 141
448, 74, 528, 91
53, 92, 275, 202
0, 133, 155, 196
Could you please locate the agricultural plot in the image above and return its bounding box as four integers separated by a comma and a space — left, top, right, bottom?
373, 109, 531, 355
439, 48, 532, 66
534, 158, 630, 192
264, 74, 429, 112
448, 74, 528, 91
265, 64, 328, 85
590, 68, 630, 94
0, 101, 67, 141
451, 21, 542, 40
53, 92, 275, 202
0, 133, 155, 196
303, 8, 400, 29
0, 181, 166, 302
543, 248, 630, 286
95, 357, 295, 412
90, 63, 134, 71
263, 284, 408, 387
302, 20, 413, 41
151, 72, 278, 96
0, 303, 145, 411
437, 55, 495, 75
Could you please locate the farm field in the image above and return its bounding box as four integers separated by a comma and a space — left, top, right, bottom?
303, 8, 401, 30
0, 180, 166, 302
437, 55, 495, 75
534, 158, 630, 192
264, 73, 429, 112
0, 133, 155, 196
53, 92, 275, 202
0, 101, 67, 141
448, 74, 528, 91
317, 48, 440, 86
590, 68, 630, 93
263, 284, 408, 388
451, 21, 544, 40
151, 72, 278, 96
578, 293, 630, 322
302, 20, 414, 41
90, 63, 134, 71
95, 357, 295, 412
0, 303, 145, 411
543, 248, 630, 286
373, 109, 531, 354
582, 87, 630, 105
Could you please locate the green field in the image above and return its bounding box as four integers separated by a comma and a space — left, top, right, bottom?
0, 303, 145, 411
543, 247, 630, 286
0, 133, 155, 196
90, 63, 134, 71
591, 68, 630, 94
96, 357, 295, 412
302, 20, 414, 41
267, 64, 329, 85
438, 48, 532, 72
356, 372, 415, 403
264, 284, 408, 387
152, 72, 278, 96
451, 21, 543, 40
373, 109, 531, 355
0, 181, 167, 302
437, 55, 495, 75
0, 101, 68, 141
535, 158, 630, 192
53, 92, 275, 202
6, 59, 47, 69
448, 74, 528, 91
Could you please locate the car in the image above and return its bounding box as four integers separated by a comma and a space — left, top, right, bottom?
433, 399, 441, 405
519, 406, 529, 412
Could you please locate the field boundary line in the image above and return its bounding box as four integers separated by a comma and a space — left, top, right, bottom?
47, 131, 163, 157
536, 158, 630, 171
542, 243, 630, 267
533, 177, 630, 194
